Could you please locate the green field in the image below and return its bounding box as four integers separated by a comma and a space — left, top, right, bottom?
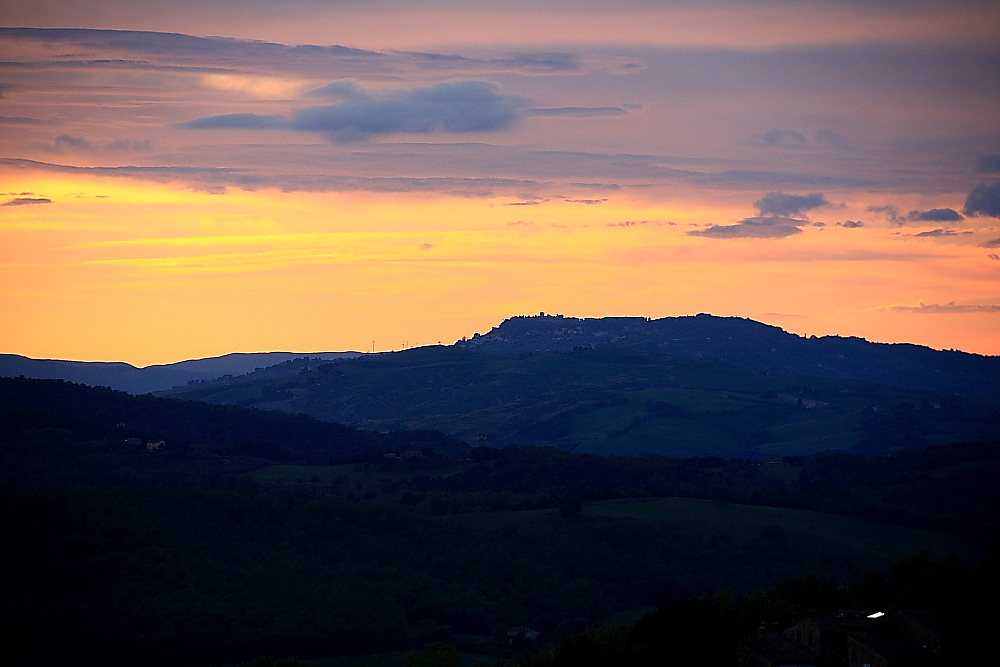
452, 497, 969, 593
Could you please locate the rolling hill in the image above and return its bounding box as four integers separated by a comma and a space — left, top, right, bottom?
456, 313, 1000, 397
159, 344, 1000, 458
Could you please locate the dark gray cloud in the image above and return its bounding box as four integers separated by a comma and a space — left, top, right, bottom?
912, 228, 971, 237
814, 129, 852, 150
866, 204, 906, 225
180, 113, 286, 130
688, 215, 803, 239
291, 81, 527, 142
963, 181, 1000, 217
564, 198, 608, 204
837, 220, 864, 228
977, 237, 1000, 248
760, 127, 807, 148
182, 82, 528, 140
525, 106, 629, 117
48, 134, 96, 152
889, 302, 1000, 314
906, 208, 963, 222
3, 197, 52, 206
754, 191, 829, 217
975, 154, 1000, 174
689, 190, 829, 239
183, 83, 630, 141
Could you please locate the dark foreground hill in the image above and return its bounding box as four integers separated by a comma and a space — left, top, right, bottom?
456, 313, 1000, 398
159, 346, 1000, 458
0, 376, 467, 487
3, 376, 997, 665
2, 480, 992, 667
0, 350, 361, 394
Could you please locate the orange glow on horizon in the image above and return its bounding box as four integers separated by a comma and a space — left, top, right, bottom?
2, 170, 997, 365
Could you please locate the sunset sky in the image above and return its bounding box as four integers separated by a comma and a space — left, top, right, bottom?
1, 0, 998, 365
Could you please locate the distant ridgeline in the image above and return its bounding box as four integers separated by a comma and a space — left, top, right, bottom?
455, 314, 1000, 398
0, 350, 362, 394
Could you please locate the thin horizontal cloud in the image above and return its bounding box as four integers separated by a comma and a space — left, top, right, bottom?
3, 197, 52, 206
837, 220, 864, 228
525, 106, 629, 117
564, 198, 608, 204
979, 238, 1000, 248
889, 302, 1000, 314
491, 52, 580, 73
688, 215, 803, 239
180, 114, 286, 130
0, 116, 52, 125
0, 158, 545, 197
0, 29, 587, 81
911, 228, 972, 238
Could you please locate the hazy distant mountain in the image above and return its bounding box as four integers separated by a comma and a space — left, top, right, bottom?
457, 313, 1000, 398
0, 351, 362, 394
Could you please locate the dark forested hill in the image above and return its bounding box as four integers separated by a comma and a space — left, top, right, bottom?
158, 346, 1000, 458
0, 376, 467, 488
456, 313, 1000, 397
